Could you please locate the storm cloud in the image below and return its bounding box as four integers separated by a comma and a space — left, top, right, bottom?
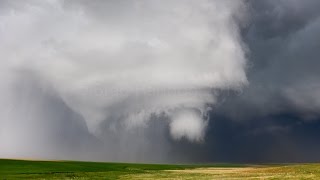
0, 0, 247, 162
1, 0, 320, 163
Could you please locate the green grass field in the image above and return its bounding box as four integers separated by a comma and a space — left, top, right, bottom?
1, 159, 320, 179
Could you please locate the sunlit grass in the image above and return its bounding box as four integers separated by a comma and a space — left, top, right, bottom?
1, 159, 320, 179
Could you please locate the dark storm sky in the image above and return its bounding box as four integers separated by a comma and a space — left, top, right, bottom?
174, 0, 320, 163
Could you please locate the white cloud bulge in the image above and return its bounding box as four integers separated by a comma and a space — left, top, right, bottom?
0, 0, 247, 160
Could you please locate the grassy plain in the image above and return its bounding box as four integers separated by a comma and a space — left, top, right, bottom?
1, 159, 320, 179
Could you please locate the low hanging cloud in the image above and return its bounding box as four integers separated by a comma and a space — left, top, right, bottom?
0, 0, 248, 161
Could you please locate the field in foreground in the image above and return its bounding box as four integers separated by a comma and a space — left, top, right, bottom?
1, 159, 320, 179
